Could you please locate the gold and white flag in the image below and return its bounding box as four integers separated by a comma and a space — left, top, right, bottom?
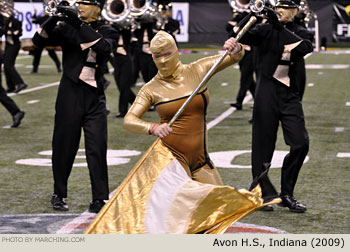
85, 139, 280, 234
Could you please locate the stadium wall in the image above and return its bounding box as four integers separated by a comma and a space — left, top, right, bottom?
10, 1, 350, 46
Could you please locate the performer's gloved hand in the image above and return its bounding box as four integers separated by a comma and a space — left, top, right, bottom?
41, 16, 60, 33
266, 9, 283, 31
151, 123, 172, 139
57, 7, 82, 29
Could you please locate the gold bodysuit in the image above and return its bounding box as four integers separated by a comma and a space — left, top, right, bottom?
123, 34, 244, 185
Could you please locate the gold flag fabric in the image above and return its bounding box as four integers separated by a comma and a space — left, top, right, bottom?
85, 139, 280, 234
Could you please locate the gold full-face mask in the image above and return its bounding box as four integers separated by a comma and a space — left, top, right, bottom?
150, 31, 180, 78
276, 7, 298, 23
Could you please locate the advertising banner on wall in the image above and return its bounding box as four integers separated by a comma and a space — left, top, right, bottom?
333, 2, 350, 42
13, 2, 43, 39
172, 2, 189, 42
11, 2, 189, 42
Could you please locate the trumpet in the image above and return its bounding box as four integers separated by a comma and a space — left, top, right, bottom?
43, 0, 78, 16
297, 0, 314, 26
249, 0, 276, 13
228, 0, 250, 12
0, 0, 14, 19
228, 0, 276, 13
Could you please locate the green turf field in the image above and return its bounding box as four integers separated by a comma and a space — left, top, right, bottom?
0, 49, 349, 234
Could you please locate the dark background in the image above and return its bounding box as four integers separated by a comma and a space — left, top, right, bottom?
14, 1, 350, 45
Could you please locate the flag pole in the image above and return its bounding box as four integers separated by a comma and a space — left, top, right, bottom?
168, 16, 257, 127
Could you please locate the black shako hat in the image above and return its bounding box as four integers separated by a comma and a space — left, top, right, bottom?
76, 0, 105, 8
275, 0, 300, 8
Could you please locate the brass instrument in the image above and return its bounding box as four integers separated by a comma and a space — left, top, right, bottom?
102, 0, 140, 30
102, 0, 131, 23
43, 0, 78, 15
102, 0, 170, 30
228, 0, 250, 12
0, 0, 14, 19
130, 0, 159, 23
249, 0, 276, 12
297, 0, 313, 26
156, 3, 170, 30
228, 0, 276, 13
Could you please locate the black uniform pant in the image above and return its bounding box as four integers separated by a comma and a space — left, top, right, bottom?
0, 52, 20, 116
32, 47, 61, 72
52, 76, 109, 200
4, 42, 25, 90
0, 77, 20, 116
252, 81, 309, 197
138, 51, 157, 83
113, 54, 136, 115
130, 42, 139, 85
236, 50, 256, 104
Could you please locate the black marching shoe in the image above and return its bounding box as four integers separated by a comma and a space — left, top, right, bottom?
259, 205, 274, 211
278, 195, 307, 213
6, 88, 16, 93
88, 199, 105, 213
230, 103, 242, 110
11, 111, 25, 128
249, 163, 278, 212
115, 113, 125, 118
51, 194, 69, 211
15, 83, 28, 93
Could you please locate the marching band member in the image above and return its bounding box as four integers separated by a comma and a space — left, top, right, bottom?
32, 0, 117, 213
233, 0, 313, 212
31, 9, 62, 73
1, 9, 27, 93
111, 24, 136, 118
0, 15, 25, 127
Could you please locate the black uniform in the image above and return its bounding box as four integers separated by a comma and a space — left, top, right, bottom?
112, 27, 136, 117
286, 21, 314, 100
32, 16, 118, 202
236, 15, 313, 201
0, 46, 19, 115
31, 14, 61, 73
133, 22, 158, 83
3, 16, 27, 93
160, 17, 180, 43
226, 11, 256, 109
0, 18, 24, 127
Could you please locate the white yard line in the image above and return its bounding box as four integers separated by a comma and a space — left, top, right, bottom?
306, 64, 350, 69
16, 55, 33, 60
304, 53, 312, 59
337, 153, 350, 158
8, 82, 59, 97
207, 93, 253, 130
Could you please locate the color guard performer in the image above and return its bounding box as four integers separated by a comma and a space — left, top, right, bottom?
123, 31, 244, 184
